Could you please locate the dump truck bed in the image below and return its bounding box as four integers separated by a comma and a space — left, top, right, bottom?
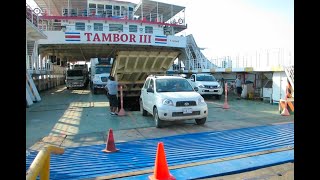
111, 50, 180, 97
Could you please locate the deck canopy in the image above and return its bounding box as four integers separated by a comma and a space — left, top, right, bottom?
133, 0, 185, 22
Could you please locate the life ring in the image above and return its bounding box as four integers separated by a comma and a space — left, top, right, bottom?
178, 18, 183, 24
33, 8, 41, 15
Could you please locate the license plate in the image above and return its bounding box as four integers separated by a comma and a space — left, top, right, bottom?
182, 108, 192, 114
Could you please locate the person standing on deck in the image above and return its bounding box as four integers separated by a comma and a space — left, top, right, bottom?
105, 76, 119, 115
235, 75, 243, 100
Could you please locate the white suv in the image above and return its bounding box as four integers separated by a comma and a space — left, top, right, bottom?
140, 75, 208, 128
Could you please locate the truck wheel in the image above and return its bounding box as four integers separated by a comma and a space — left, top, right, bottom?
153, 107, 162, 128
215, 95, 221, 100
140, 100, 148, 116
67, 87, 69, 89
195, 117, 206, 125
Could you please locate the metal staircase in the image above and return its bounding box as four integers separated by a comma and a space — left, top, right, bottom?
27, 40, 35, 56
183, 35, 217, 70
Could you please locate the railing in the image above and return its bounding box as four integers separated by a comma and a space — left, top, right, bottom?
26, 4, 39, 27
26, 145, 64, 180
209, 49, 294, 69
179, 48, 294, 71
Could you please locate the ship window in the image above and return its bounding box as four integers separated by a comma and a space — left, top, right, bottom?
129, 25, 137, 32
113, 6, 120, 16
106, 5, 112, 17
121, 6, 127, 16
75, 22, 85, 31
89, 3, 96, 16
94, 23, 103, 31
145, 26, 153, 34
97, 4, 104, 16
89, 4, 96, 8
109, 24, 123, 32
128, 7, 133, 19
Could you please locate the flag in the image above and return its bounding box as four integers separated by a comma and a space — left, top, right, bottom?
65, 32, 81, 41
155, 35, 167, 44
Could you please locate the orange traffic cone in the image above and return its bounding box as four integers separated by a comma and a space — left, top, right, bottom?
222, 82, 230, 109
102, 129, 119, 153
149, 142, 176, 180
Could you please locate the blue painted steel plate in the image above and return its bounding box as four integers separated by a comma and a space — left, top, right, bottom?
26, 123, 294, 180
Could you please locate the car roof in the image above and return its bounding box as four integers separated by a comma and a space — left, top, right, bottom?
148, 75, 184, 79
196, 73, 213, 76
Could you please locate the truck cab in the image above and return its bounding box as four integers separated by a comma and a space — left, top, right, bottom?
187, 73, 223, 99
65, 68, 89, 89
90, 58, 113, 94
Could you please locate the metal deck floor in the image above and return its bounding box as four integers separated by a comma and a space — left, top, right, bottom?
26, 123, 294, 180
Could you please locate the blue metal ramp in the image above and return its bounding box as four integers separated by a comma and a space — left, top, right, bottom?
26, 123, 294, 180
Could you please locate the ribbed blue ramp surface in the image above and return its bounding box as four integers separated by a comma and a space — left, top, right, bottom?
26, 123, 294, 180
117, 150, 294, 180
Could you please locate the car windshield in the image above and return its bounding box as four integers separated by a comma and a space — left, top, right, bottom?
197, 75, 216, 81
96, 66, 111, 74
67, 70, 83, 76
156, 79, 194, 92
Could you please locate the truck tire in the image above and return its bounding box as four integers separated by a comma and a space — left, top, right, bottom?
195, 117, 206, 125
140, 99, 148, 116
153, 107, 162, 128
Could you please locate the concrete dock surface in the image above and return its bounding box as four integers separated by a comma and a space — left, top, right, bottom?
26, 85, 294, 179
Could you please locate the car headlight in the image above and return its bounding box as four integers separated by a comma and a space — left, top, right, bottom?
93, 76, 101, 83
162, 99, 174, 106
198, 97, 205, 104
198, 84, 205, 88
217, 84, 221, 88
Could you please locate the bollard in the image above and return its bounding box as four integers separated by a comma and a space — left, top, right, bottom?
118, 85, 126, 116
223, 82, 230, 109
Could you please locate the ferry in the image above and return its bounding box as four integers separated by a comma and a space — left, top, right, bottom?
26, 0, 294, 179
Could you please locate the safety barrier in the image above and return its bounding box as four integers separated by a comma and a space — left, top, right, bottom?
279, 81, 294, 115
26, 145, 64, 180
26, 72, 41, 107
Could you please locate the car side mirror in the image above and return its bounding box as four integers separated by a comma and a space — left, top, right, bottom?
147, 88, 154, 93
194, 87, 199, 91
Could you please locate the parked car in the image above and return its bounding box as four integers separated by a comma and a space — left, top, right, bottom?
187, 73, 223, 99
140, 75, 208, 128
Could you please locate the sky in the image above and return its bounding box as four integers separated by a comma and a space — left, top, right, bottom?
26, 0, 294, 58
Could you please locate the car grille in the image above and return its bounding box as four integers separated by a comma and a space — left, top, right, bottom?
204, 85, 218, 89
176, 101, 196, 107
172, 111, 200, 117
101, 77, 108, 82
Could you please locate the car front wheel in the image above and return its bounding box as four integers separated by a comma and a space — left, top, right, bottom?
153, 107, 162, 128
195, 117, 206, 125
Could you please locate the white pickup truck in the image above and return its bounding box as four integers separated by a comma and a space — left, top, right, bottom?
187, 73, 223, 99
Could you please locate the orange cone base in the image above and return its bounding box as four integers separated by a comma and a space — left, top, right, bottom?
118, 108, 126, 116
223, 102, 230, 109
148, 174, 176, 180
101, 148, 119, 153
281, 108, 290, 116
